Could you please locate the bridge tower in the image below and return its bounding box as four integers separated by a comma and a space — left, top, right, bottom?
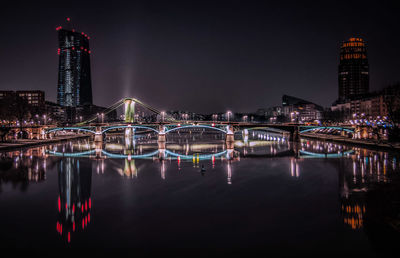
124, 98, 135, 123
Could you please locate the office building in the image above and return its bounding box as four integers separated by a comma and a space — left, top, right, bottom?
338, 37, 369, 102
56, 19, 93, 107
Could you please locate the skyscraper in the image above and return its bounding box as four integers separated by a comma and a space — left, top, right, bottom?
338, 37, 369, 102
57, 19, 93, 107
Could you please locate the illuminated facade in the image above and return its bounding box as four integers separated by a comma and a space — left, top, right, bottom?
16, 90, 45, 108
282, 95, 323, 122
338, 37, 369, 102
57, 23, 93, 107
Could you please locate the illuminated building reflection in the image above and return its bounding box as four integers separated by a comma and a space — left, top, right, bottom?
0, 147, 48, 191
39, 133, 400, 234
56, 158, 92, 244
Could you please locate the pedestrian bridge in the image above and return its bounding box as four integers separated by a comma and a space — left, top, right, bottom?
44, 123, 356, 145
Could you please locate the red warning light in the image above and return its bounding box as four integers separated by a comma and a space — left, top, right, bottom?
67, 17, 70, 22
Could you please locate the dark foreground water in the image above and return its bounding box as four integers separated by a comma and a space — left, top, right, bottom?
1, 131, 400, 255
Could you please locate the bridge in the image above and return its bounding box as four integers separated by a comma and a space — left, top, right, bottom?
2, 97, 361, 143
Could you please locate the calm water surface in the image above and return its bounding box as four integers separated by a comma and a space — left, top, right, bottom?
1, 130, 400, 255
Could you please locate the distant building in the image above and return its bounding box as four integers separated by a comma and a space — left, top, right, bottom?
282, 95, 323, 122
0, 90, 45, 111
0, 91, 14, 100
338, 37, 369, 102
56, 19, 93, 107
331, 83, 400, 120
16, 90, 45, 109
45, 101, 65, 122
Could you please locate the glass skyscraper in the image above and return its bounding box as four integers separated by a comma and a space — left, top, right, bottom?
57, 23, 93, 107
338, 37, 369, 102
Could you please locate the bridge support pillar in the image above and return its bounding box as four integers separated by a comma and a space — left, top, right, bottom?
158, 130, 166, 150
157, 125, 166, 149
289, 127, 299, 142
94, 126, 103, 142
225, 125, 235, 149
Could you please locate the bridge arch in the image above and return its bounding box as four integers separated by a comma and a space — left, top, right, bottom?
46, 127, 97, 134
299, 126, 354, 134
101, 125, 159, 134
165, 125, 227, 134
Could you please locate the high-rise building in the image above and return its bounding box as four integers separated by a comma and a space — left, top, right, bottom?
338, 37, 369, 102
57, 19, 93, 107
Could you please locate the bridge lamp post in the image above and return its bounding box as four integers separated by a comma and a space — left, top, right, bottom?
161, 111, 165, 123
227, 111, 232, 123
43, 114, 47, 125
101, 113, 105, 123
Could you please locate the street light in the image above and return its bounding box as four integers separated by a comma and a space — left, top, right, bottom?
161, 111, 165, 122
227, 111, 232, 123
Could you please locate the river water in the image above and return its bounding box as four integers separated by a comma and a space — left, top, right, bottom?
0, 130, 399, 255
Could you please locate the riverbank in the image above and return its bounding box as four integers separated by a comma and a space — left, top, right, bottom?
0, 134, 90, 152
301, 133, 400, 152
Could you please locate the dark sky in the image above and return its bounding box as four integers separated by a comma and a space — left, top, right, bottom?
0, 1, 399, 113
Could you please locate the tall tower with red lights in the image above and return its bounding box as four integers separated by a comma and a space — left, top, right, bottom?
56, 18, 93, 107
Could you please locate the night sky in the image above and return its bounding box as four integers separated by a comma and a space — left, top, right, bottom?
0, 1, 399, 113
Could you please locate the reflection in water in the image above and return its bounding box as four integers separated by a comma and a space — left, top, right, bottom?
57, 158, 92, 243
1, 130, 400, 250
0, 147, 48, 192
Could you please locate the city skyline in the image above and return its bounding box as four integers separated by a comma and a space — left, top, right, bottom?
0, 1, 399, 113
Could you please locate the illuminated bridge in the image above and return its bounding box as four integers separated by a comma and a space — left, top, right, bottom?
24, 97, 356, 144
